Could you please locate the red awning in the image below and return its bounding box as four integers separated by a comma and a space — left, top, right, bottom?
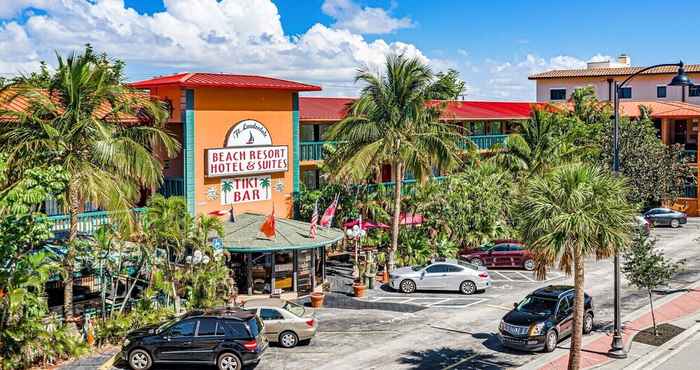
399, 213, 424, 225
344, 219, 390, 230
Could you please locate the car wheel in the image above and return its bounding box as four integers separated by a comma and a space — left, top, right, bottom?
460, 280, 477, 295
128, 349, 152, 370
218, 352, 242, 370
583, 313, 594, 334
279, 330, 299, 348
671, 219, 680, 228
523, 259, 535, 271
544, 330, 558, 353
470, 258, 483, 266
400, 279, 416, 293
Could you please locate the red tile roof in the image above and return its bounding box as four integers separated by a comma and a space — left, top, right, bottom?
529, 64, 700, 80
129, 72, 321, 91
618, 101, 700, 118
299, 97, 537, 121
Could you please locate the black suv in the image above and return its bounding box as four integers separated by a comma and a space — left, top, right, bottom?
120, 308, 267, 370
498, 285, 594, 352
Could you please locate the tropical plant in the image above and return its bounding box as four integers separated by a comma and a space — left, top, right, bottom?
414, 165, 515, 249
622, 230, 684, 336
517, 163, 635, 370
0, 47, 180, 319
325, 54, 465, 270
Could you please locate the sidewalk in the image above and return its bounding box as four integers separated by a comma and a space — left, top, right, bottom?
522, 283, 700, 370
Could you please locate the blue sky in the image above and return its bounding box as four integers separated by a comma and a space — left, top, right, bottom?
2, 0, 700, 100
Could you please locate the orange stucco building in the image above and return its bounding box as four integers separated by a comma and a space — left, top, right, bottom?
130, 73, 321, 218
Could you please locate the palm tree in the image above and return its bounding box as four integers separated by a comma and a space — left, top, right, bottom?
0, 49, 180, 319
325, 54, 464, 270
518, 163, 635, 370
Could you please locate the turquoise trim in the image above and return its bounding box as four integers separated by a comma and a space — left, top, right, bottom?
292, 93, 300, 193
45, 208, 146, 235
225, 235, 343, 253
184, 89, 195, 214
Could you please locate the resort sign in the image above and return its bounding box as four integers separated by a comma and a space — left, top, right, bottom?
206, 119, 289, 178
221, 175, 272, 205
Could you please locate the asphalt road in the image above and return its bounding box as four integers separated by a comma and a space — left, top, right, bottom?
254, 219, 700, 370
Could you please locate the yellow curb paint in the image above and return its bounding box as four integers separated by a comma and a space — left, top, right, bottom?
98, 353, 118, 370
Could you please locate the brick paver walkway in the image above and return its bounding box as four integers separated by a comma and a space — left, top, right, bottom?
539, 289, 700, 370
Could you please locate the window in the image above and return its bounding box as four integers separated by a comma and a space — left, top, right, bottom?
550, 89, 566, 100
426, 264, 448, 273
225, 321, 250, 339
300, 125, 314, 141
260, 308, 284, 321
446, 265, 463, 273
619, 87, 632, 99
168, 320, 196, 337
302, 169, 318, 190
558, 296, 572, 316
196, 319, 220, 336
690, 86, 700, 97
508, 244, 523, 251
657, 86, 667, 98
493, 245, 509, 252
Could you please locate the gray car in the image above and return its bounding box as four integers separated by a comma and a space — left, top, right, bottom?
388, 260, 492, 294
242, 298, 317, 348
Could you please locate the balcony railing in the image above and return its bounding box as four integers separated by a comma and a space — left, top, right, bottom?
46, 208, 146, 235
679, 183, 697, 198
300, 141, 337, 161
682, 150, 697, 163
159, 176, 184, 197
459, 134, 508, 150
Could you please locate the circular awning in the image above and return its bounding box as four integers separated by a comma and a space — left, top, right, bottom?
222, 213, 344, 252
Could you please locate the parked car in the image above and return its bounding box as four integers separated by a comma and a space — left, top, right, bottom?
498, 285, 594, 353
643, 208, 687, 228
242, 298, 317, 348
461, 241, 535, 271
120, 308, 267, 370
389, 260, 491, 294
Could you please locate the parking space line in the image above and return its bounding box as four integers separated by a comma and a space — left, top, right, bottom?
440, 354, 479, 370
425, 298, 450, 307
515, 271, 535, 281
431, 298, 488, 309
400, 297, 416, 304
490, 271, 512, 281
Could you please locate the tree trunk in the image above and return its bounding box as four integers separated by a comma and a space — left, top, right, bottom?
119, 259, 145, 313
567, 249, 585, 370
388, 161, 403, 272
649, 290, 658, 336
63, 185, 80, 320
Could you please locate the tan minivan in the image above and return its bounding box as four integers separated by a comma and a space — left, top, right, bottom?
243, 298, 317, 348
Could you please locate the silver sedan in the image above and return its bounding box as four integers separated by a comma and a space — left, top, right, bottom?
389, 260, 492, 294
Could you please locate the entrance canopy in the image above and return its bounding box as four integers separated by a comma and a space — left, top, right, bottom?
222, 213, 344, 253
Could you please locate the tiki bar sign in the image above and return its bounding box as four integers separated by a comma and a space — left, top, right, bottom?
206, 119, 289, 178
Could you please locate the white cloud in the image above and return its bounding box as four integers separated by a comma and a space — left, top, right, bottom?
321, 0, 414, 34
0, 0, 428, 96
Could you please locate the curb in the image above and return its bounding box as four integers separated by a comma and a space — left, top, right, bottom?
520, 279, 700, 370
97, 352, 118, 370
623, 322, 700, 370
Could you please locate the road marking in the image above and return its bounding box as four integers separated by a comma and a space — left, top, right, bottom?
425, 298, 450, 307
516, 271, 535, 281
432, 298, 488, 308
440, 354, 480, 370
486, 304, 514, 311
490, 271, 512, 281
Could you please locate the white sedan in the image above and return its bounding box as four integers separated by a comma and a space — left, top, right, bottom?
388, 260, 492, 294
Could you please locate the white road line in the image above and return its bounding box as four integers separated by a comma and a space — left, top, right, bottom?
425, 298, 450, 307
400, 297, 415, 304
516, 271, 535, 281
490, 271, 512, 281
486, 304, 513, 311
440, 354, 480, 370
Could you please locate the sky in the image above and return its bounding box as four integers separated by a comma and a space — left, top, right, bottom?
2, 0, 700, 101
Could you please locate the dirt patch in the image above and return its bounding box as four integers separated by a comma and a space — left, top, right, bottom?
632, 323, 685, 346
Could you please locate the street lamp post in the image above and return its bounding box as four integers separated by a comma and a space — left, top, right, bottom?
608, 61, 693, 359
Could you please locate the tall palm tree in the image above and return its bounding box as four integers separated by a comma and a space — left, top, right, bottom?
0, 50, 180, 319
325, 54, 464, 270
518, 163, 635, 370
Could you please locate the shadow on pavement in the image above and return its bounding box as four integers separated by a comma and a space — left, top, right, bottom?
398, 347, 517, 370
114, 359, 258, 370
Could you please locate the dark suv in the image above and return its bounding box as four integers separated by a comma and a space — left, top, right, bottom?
120, 308, 267, 370
498, 285, 594, 352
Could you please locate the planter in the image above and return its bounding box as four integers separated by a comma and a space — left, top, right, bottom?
310, 292, 324, 308
383, 270, 389, 283
353, 283, 366, 298
367, 275, 375, 289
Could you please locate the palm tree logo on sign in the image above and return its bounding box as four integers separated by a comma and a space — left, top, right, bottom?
260, 177, 271, 199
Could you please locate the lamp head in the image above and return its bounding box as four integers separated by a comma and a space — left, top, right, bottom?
668, 61, 694, 87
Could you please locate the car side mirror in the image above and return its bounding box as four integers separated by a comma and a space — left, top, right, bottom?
513, 302, 518, 308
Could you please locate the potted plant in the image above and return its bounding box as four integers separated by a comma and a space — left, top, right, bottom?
310, 292, 324, 308
353, 261, 367, 298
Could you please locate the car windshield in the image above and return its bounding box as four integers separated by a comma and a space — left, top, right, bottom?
283, 301, 305, 317
478, 244, 493, 252
411, 263, 428, 272
156, 318, 179, 334
516, 295, 558, 316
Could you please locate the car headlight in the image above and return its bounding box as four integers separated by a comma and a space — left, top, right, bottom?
528, 322, 545, 336
122, 338, 131, 347
499, 320, 505, 331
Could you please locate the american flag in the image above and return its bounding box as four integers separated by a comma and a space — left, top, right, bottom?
309, 200, 319, 239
